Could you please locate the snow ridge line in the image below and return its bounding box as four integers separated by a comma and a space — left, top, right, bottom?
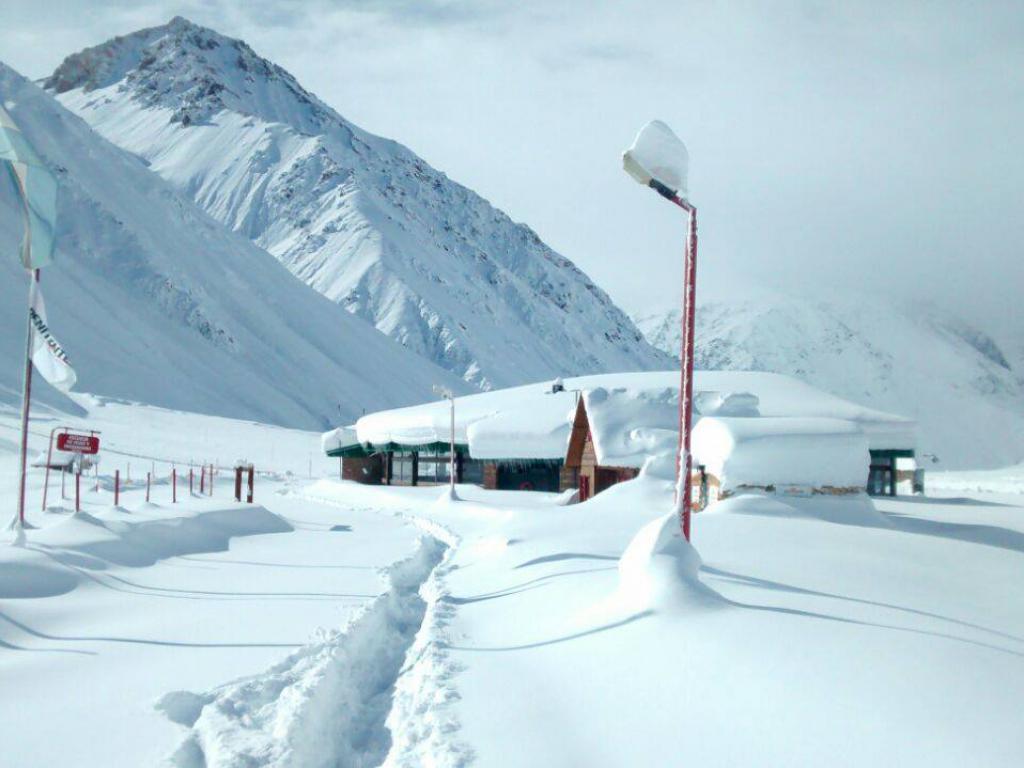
156, 534, 454, 768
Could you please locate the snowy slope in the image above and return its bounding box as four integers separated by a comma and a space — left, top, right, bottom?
0, 62, 467, 429
3, 387, 1023, 766
48, 17, 670, 390
635, 289, 1024, 469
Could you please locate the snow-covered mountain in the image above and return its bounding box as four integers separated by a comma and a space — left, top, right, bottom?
0, 62, 468, 430
47, 17, 670, 390
635, 291, 1024, 469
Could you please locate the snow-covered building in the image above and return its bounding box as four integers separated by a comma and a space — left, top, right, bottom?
322, 371, 918, 500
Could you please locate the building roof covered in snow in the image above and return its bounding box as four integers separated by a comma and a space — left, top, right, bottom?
323, 371, 915, 462
693, 416, 870, 492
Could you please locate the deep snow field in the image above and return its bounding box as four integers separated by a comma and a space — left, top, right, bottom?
2, 398, 1023, 767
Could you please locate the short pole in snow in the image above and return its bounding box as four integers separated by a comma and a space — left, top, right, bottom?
209, 465, 214, 496
172, 468, 177, 503
114, 469, 120, 507
94, 463, 99, 493
75, 472, 80, 513
61, 467, 66, 500
146, 472, 151, 503
247, 466, 254, 504
234, 467, 242, 502
127, 462, 131, 483
189, 468, 194, 496
200, 465, 205, 494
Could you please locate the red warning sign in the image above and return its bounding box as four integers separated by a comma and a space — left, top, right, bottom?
57, 432, 100, 455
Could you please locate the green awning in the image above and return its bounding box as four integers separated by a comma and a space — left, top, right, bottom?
869, 449, 915, 460
326, 444, 373, 458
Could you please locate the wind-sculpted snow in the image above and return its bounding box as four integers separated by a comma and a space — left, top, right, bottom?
0, 505, 292, 600
50, 17, 671, 389
0, 62, 465, 427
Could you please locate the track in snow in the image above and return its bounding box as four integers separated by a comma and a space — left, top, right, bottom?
158, 534, 455, 768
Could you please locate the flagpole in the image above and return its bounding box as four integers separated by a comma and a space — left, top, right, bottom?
15, 269, 39, 530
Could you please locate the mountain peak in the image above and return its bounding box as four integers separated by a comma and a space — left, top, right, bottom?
51, 20, 670, 389
44, 17, 329, 130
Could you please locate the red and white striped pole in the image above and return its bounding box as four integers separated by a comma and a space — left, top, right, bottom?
670, 198, 698, 541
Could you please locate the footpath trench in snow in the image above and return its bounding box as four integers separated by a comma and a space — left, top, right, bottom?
160, 532, 466, 768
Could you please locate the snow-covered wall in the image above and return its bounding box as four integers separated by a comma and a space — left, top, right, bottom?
693, 417, 870, 493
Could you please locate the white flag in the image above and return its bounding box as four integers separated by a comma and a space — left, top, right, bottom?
29, 285, 76, 392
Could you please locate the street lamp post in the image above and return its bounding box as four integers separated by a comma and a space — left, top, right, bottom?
622, 120, 697, 541
433, 385, 456, 498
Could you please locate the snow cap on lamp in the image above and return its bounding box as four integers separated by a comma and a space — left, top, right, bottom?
622, 120, 689, 199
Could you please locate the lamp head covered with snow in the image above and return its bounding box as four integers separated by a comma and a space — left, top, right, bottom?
622, 120, 689, 203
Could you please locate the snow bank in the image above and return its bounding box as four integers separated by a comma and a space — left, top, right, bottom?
0, 504, 292, 599
705, 492, 888, 527
926, 462, 1024, 495
614, 512, 718, 613
584, 386, 678, 468
693, 416, 869, 493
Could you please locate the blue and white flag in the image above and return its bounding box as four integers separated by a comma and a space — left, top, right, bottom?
0, 105, 57, 269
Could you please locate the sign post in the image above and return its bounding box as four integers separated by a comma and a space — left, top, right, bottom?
42, 429, 99, 512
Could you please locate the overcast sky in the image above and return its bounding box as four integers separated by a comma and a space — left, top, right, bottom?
1, 1, 1021, 332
